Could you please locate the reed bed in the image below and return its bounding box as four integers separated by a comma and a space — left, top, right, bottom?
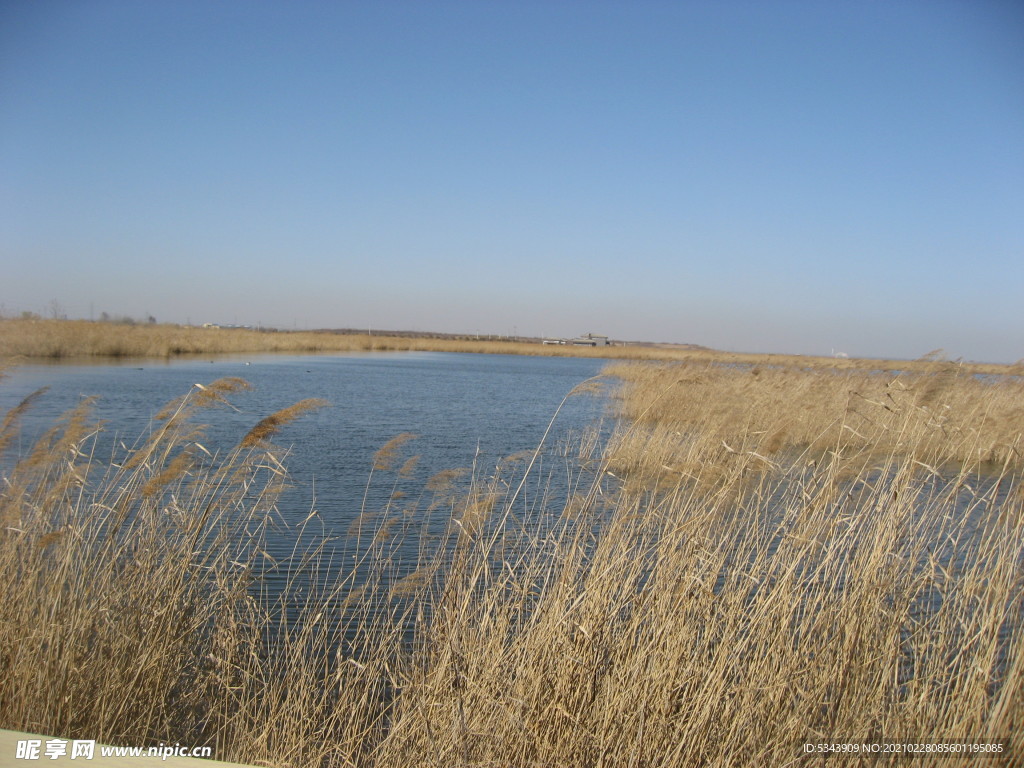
0, 359, 1021, 766
1, 318, 1017, 375
0, 318, 632, 360
602, 358, 1024, 485
0, 318, 377, 358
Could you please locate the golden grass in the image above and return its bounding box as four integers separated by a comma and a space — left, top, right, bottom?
2, 318, 1019, 375
0, 318, 375, 358
602, 358, 1024, 487
1, 357, 1021, 766
240, 399, 329, 448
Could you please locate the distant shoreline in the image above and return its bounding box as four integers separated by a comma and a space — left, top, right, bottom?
0, 318, 1016, 376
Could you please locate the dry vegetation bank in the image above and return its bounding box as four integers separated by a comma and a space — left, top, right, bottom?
0, 318, 1017, 375
0, 318, 634, 360
603, 358, 1024, 485
0, 355, 1021, 766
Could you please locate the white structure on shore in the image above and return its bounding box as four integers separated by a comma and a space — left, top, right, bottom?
543, 333, 611, 347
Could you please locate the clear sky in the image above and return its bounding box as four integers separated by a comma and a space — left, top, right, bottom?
1, 1, 1022, 361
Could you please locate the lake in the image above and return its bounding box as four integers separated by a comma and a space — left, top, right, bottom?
0, 351, 614, 579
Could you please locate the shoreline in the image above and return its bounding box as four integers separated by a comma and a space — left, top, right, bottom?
2, 318, 1017, 376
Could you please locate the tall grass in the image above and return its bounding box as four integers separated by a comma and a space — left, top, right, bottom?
1, 318, 636, 360
2, 318, 1018, 376
602, 358, 1024, 486
0, 359, 1021, 766
0, 318, 378, 358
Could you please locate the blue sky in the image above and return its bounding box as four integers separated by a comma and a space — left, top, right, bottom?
1, 1, 1022, 361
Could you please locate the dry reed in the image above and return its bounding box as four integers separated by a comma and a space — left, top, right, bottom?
3, 318, 1018, 376
0, 357, 1020, 767
240, 398, 329, 448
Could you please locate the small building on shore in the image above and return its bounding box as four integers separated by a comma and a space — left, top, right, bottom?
571, 333, 610, 347
543, 333, 611, 347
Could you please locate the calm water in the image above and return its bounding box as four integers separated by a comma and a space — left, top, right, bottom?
1, 351, 612, 562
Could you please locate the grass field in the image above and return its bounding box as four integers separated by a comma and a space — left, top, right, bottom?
1, 345, 1021, 765
1, 317, 1017, 376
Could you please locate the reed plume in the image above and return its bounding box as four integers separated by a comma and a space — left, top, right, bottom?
372, 432, 418, 471
240, 398, 329, 448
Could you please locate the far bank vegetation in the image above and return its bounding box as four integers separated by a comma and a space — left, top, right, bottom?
0, 317, 1017, 376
